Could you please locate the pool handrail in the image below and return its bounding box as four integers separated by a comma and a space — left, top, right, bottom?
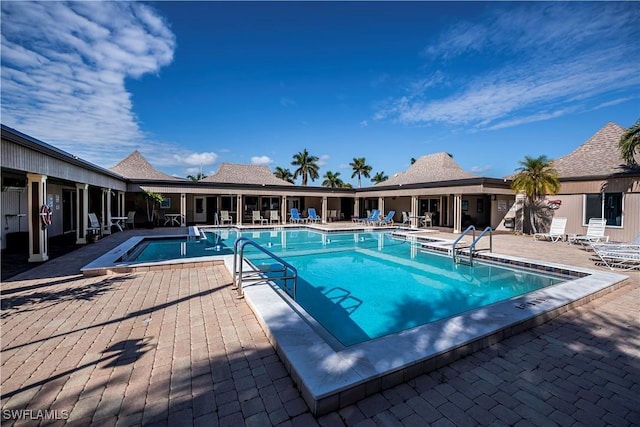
452, 225, 475, 263
233, 237, 298, 299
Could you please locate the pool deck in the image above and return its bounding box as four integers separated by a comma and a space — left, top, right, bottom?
1, 225, 638, 426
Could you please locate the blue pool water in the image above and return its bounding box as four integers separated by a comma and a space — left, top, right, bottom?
124, 229, 566, 346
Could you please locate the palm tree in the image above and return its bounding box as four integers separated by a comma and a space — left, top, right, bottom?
291, 149, 320, 186
322, 171, 344, 188
619, 118, 640, 166
371, 171, 388, 184
186, 172, 207, 181
511, 155, 560, 234
349, 157, 372, 188
274, 166, 295, 183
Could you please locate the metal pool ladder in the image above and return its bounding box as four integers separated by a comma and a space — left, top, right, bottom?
452, 225, 493, 266
232, 237, 298, 299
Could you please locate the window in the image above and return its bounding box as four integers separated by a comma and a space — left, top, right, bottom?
221, 196, 237, 212
160, 198, 171, 209
584, 193, 623, 226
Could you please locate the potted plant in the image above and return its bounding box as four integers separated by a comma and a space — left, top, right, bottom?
137, 189, 164, 228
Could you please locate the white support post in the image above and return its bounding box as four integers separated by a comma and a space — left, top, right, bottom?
236, 195, 242, 225
27, 173, 49, 262
76, 183, 89, 244
180, 193, 186, 226
453, 194, 462, 233
103, 188, 112, 235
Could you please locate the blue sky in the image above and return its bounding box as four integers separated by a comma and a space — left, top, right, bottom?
1, 2, 638, 186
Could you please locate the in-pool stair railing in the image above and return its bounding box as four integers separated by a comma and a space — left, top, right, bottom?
233, 237, 298, 299
452, 226, 493, 266
452, 225, 475, 263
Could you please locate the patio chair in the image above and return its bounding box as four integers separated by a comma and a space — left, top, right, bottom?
87, 213, 102, 236
220, 210, 233, 225
534, 217, 567, 242
422, 213, 433, 228
591, 243, 640, 270
570, 218, 609, 245
290, 208, 305, 223
356, 209, 380, 226
269, 210, 280, 224
125, 211, 136, 230
378, 210, 395, 226
401, 211, 410, 226
307, 208, 321, 223
252, 210, 267, 225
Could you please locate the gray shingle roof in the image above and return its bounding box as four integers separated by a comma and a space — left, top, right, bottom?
110, 150, 182, 180
551, 122, 632, 178
376, 152, 479, 186
201, 163, 294, 186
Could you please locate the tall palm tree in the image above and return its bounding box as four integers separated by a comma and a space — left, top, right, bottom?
371, 171, 388, 184
619, 118, 640, 166
291, 149, 319, 186
322, 171, 344, 188
511, 155, 560, 234
274, 166, 295, 183
349, 157, 372, 188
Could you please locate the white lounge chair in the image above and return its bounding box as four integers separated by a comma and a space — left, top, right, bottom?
534, 217, 567, 242
252, 210, 267, 225
125, 211, 136, 229
88, 212, 102, 236
269, 210, 280, 224
570, 218, 609, 245
592, 243, 640, 270
220, 210, 233, 225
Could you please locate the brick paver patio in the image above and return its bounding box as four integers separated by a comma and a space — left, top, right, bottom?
1, 227, 638, 426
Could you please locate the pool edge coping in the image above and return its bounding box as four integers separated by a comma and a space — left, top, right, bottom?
233, 254, 630, 415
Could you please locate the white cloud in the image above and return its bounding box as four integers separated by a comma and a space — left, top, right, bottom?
280, 97, 296, 107
377, 3, 639, 130
359, 120, 368, 127
0, 2, 176, 168
318, 154, 330, 167
470, 165, 493, 173
174, 152, 219, 166
251, 156, 273, 166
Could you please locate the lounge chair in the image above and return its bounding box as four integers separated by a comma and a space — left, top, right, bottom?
591, 243, 640, 270
252, 210, 267, 225
125, 211, 136, 229
534, 217, 567, 242
401, 211, 410, 226
307, 208, 321, 223
269, 210, 280, 224
356, 209, 380, 226
422, 213, 433, 228
290, 208, 305, 223
378, 210, 395, 226
570, 218, 609, 245
220, 210, 233, 225
88, 213, 102, 236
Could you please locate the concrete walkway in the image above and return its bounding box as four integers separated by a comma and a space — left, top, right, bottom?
1, 227, 638, 426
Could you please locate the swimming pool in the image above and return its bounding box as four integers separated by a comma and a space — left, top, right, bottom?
120, 228, 565, 346
81, 226, 628, 414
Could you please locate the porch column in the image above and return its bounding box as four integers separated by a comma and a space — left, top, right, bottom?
453, 194, 462, 234
411, 196, 418, 228
102, 188, 112, 235
281, 196, 287, 224
321, 196, 327, 224
216, 196, 222, 224
76, 183, 89, 244
117, 191, 125, 217
236, 195, 242, 225
378, 197, 384, 217
354, 198, 360, 220
27, 173, 49, 262
180, 193, 186, 226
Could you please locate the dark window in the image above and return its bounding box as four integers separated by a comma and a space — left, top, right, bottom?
584, 193, 622, 226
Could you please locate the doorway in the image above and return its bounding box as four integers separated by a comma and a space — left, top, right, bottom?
62, 189, 76, 233
194, 196, 206, 223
